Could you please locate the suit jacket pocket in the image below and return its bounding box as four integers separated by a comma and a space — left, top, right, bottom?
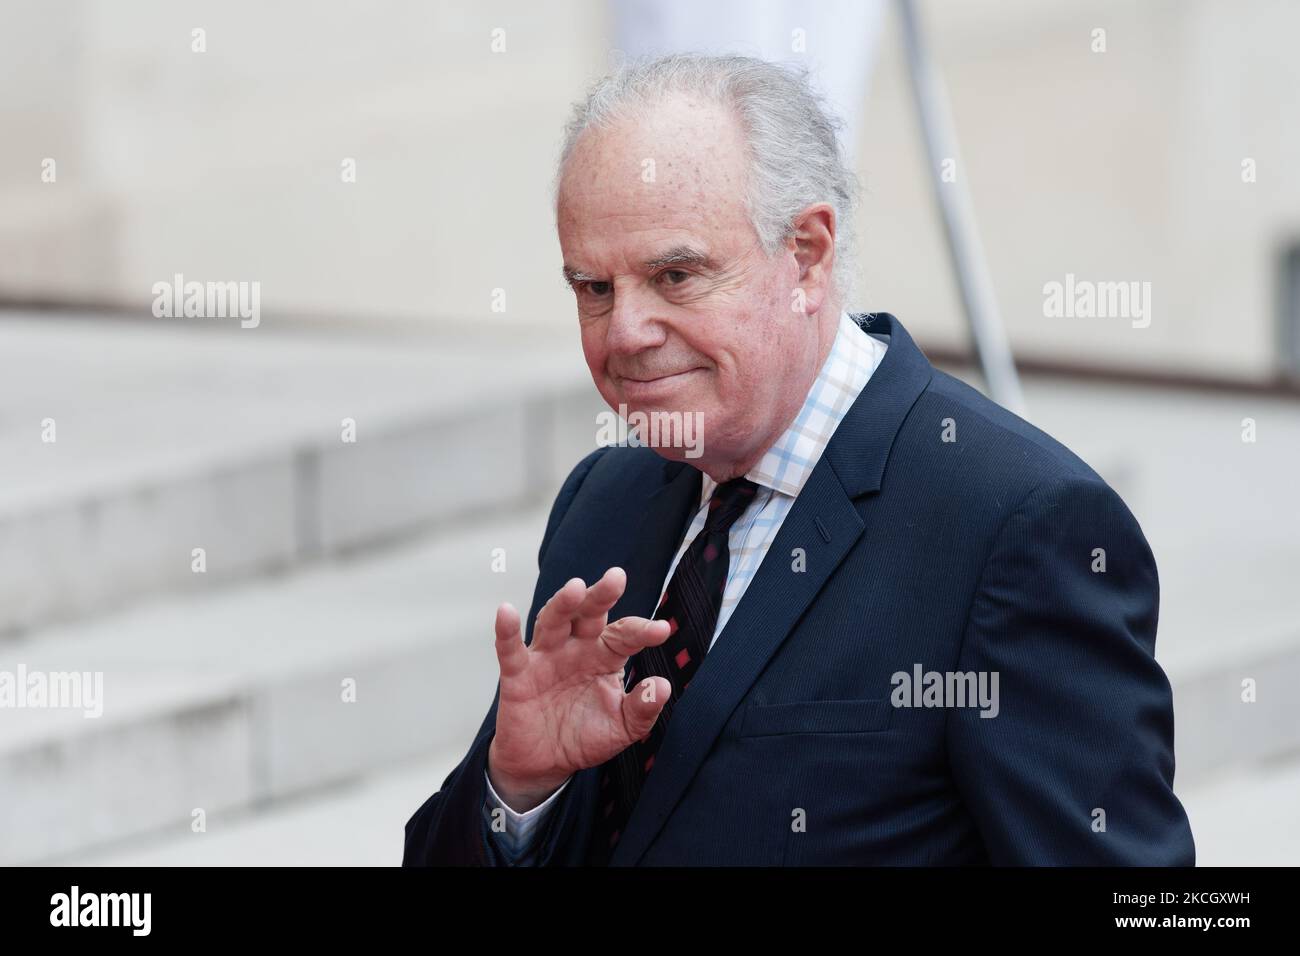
738, 697, 892, 738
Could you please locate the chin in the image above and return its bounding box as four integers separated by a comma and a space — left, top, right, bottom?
621, 396, 710, 463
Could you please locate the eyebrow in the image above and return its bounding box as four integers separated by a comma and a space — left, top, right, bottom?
562, 245, 718, 287
561, 265, 601, 287
643, 245, 717, 272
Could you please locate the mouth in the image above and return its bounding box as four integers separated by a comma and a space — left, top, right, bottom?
617, 367, 705, 400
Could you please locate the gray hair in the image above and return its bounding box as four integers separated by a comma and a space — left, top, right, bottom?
554, 53, 860, 309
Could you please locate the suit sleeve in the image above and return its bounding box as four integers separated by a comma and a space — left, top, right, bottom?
946, 474, 1195, 865
401, 447, 609, 865
482, 769, 574, 864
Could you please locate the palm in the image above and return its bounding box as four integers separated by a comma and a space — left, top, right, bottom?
490, 568, 672, 790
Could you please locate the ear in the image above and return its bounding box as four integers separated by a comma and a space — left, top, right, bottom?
789, 202, 836, 317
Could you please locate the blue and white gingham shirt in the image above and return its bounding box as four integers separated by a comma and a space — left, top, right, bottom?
483, 310, 888, 862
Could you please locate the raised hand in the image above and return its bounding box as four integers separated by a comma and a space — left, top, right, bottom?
487, 567, 673, 811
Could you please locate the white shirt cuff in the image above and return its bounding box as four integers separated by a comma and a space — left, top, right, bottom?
482, 769, 572, 859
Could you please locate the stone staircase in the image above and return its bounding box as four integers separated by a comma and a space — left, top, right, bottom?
0, 310, 603, 863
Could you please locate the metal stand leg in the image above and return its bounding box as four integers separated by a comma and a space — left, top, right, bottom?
896, 0, 1027, 415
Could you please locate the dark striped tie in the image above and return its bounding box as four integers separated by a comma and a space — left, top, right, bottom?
586, 476, 759, 865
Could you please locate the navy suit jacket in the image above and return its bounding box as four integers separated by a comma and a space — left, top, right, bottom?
403, 312, 1195, 866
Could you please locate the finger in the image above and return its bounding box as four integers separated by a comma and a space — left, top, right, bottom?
531, 577, 587, 651
493, 602, 528, 679
571, 567, 627, 640
597, 615, 672, 664
621, 676, 672, 742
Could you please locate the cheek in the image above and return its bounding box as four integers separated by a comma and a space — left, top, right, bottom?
722, 332, 793, 411
579, 327, 607, 379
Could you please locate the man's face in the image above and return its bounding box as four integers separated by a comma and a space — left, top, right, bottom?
556, 94, 826, 478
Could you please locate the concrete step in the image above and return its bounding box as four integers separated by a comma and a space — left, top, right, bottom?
0, 311, 602, 638
60, 747, 1300, 867
0, 503, 552, 864
60, 749, 467, 867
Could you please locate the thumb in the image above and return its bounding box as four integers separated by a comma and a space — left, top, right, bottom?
621, 676, 672, 741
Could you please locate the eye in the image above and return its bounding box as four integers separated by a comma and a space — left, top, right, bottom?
581, 280, 612, 297
658, 269, 691, 286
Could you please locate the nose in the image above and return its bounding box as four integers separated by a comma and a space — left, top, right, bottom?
604, 282, 668, 358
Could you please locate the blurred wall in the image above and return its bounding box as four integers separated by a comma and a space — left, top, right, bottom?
2, 0, 1298, 380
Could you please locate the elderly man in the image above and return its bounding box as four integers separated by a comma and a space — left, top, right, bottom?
403, 54, 1194, 866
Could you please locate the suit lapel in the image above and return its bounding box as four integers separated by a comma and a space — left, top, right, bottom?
609, 457, 702, 623
608, 312, 934, 865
